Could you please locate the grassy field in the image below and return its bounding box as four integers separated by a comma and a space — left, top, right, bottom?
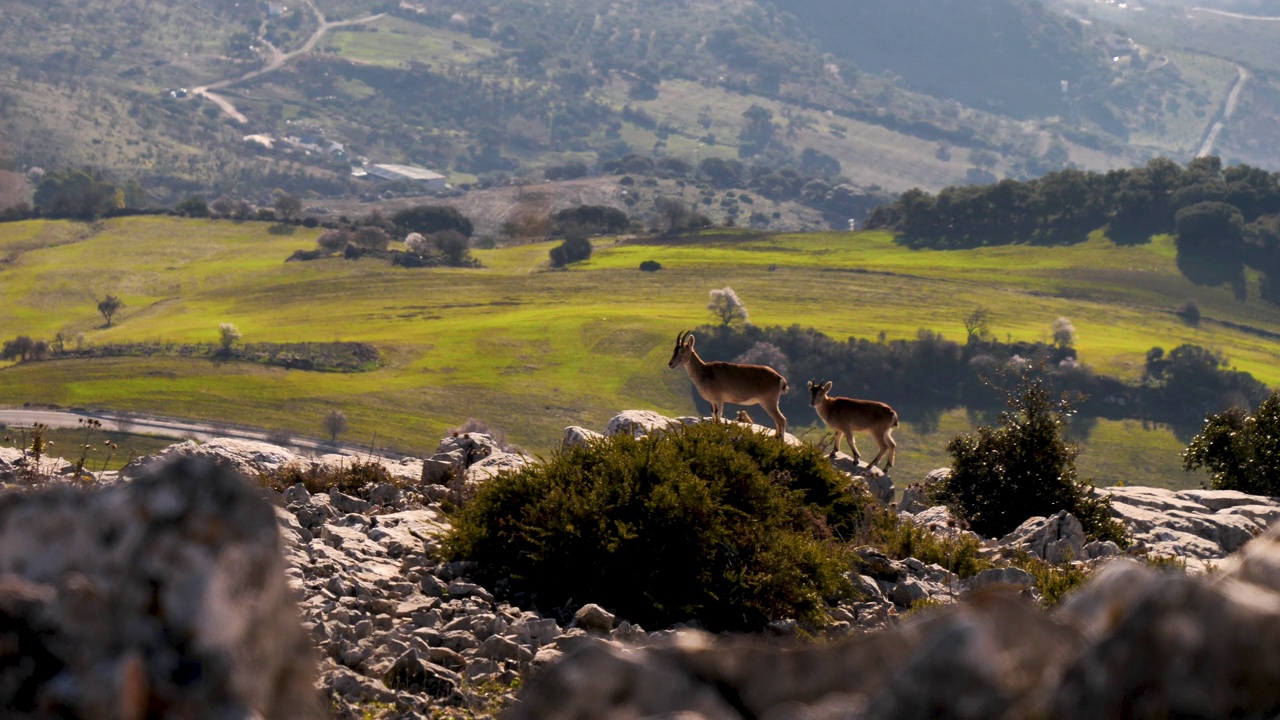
1, 216, 1276, 487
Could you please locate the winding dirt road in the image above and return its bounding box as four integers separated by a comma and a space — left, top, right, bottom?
194, 0, 384, 124
1196, 64, 1250, 158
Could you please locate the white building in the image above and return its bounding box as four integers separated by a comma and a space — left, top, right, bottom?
365, 164, 448, 191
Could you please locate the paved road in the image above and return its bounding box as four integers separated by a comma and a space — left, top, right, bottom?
194, 0, 384, 124
0, 408, 399, 459
1197, 64, 1250, 158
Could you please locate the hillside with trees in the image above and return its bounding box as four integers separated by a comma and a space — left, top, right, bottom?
2, 0, 1279, 218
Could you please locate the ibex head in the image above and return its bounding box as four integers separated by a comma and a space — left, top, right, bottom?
808, 379, 833, 406
668, 330, 696, 369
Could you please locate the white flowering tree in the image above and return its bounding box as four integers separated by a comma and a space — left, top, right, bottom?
708, 287, 749, 327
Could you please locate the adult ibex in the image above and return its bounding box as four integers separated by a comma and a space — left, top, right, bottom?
668, 330, 789, 437
808, 380, 899, 469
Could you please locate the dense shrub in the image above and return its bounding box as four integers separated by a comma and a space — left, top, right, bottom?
258, 460, 393, 495
1183, 391, 1280, 495
639, 260, 662, 272
445, 421, 874, 631
549, 235, 592, 267
929, 369, 1127, 544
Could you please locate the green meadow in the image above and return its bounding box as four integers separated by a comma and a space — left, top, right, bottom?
1, 216, 1276, 488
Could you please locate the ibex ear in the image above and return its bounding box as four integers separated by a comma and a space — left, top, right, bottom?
685, 333, 695, 348
823, 381, 833, 392
807, 380, 815, 389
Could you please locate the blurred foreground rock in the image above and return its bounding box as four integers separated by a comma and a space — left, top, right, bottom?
0, 457, 320, 718
518, 524, 1280, 719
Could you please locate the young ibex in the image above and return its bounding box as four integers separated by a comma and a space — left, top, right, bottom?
808, 380, 899, 469
668, 330, 789, 437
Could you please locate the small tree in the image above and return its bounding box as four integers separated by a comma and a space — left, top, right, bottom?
963, 307, 991, 343
1051, 317, 1076, 349
708, 287, 749, 327
317, 229, 350, 253
1184, 391, 1280, 495
354, 227, 390, 252
273, 191, 303, 221
1, 335, 35, 361
432, 230, 472, 266
549, 232, 592, 267
218, 323, 241, 354
929, 368, 1126, 545
322, 409, 348, 443
403, 232, 430, 255
98, 295, 124, 327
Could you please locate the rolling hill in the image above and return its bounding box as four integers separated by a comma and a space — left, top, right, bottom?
1, 0, 1276, 212
2, 215, 1278, 488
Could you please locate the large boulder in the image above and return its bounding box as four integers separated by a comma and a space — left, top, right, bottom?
0, 457, 320, 717
999, 510, 1086, 563
605, 410, 680, 439
120, 437, 297, 479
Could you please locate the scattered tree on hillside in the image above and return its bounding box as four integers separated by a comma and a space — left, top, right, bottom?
273, 191, 303, 221
317, 229, 350, 253
1, 336, 35, 362
33, 168, 123, 220
392, 205, 474, 238
403, 232, 430, 255
432, 230, 472, 266
549, 232, 592, 267
219, 323, 241, 354
1184, 391, 1280, 495
174, 195, 210, 218
322, 409, 348, 443
353, 227, 390, 252
708, 287, 749, 327
1051, 317, 1075, 349
964, 307, 992, 343
97, 295, 124, 327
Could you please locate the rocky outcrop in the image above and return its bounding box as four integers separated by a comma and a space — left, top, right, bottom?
0, 457, 319, 718
517, 525, 1280, 718
1100, 485, 1280, 571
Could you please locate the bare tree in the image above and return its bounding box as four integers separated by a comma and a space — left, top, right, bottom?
707, 287, 749, 327
963, 307, 992, 343
273, 191, 302, 221
322, 409, 348, 443
97, 295, 124, 327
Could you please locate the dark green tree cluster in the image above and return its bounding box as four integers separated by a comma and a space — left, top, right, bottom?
1184, 391, 1280, 495
32, 168, 136, 220
444, 421, 873, 631
552, 205, 629, 236
391, 204, 474, 237
697, 325, 1266, 439
867, 157, 1280, 298
929, 370, 1127, 544
549, 235, 592, 267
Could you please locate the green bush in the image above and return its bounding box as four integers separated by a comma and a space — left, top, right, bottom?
863, 509, 991, 579
549, 235, 592, 267
929, 369, 1126, 544
1184, 390, 1280, 495
444, 421, 873, 631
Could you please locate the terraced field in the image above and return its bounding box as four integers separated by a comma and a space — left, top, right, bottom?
2, 216, 1277, 487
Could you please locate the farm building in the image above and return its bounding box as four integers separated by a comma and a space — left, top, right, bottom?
365, 164, 448, 191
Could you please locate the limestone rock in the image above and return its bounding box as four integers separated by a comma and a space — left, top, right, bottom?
605, 410, 680, 438
1000, 511, 1086, 563
0, 456, 320, 717
562, 426, 604, 449
573, 603, 618, 633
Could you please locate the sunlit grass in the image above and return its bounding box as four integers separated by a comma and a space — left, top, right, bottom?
0, 216, 1274, 486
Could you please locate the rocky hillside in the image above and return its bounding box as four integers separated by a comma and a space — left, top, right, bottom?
2, 410, 1280, 717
